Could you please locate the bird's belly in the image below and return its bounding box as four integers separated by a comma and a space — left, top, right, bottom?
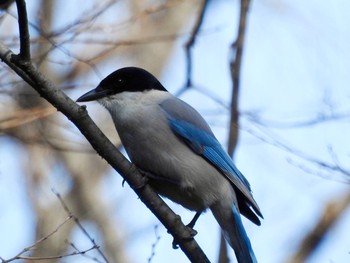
121, 126, 234, 211
112, 106, 234, 211
151, 155, 233, 211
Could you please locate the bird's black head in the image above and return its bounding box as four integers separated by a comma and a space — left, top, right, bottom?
76, 67, 167, 102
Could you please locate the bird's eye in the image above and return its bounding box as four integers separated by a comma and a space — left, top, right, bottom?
116, 78, 124, 86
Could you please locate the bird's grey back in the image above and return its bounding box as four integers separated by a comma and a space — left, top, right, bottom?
160, 98, 213, 135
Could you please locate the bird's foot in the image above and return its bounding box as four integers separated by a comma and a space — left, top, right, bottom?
122, 169, 149, 189
171, 225, 198, 249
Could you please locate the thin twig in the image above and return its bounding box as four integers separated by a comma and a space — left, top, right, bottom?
244, 111, 350, 129
15, 246, 98, 261
1, 216, 72, 263
242, 123, 350, 181
147, 224, 161, 263
52, 189, 109, 263
68, 242, 104, 263
177, 0, 209, 96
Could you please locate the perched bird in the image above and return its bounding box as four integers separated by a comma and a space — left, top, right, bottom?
77, 67, 262, 263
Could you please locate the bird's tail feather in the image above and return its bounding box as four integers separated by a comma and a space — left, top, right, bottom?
211, 202, 257, 263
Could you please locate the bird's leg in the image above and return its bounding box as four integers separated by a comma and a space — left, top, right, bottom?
171, 211, 202, 249
187, 211, 202, 229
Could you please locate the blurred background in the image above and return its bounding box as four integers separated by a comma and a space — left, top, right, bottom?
0, 0, 349, 262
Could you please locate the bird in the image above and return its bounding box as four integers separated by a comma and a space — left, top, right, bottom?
77, 67, 262, 263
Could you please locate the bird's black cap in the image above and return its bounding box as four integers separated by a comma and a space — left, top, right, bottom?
77, 67, 167, 102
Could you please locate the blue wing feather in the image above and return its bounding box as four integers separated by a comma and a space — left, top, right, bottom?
160, 98, 262, 220
168, 118, 251, 190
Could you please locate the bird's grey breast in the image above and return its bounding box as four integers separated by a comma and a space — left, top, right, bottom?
100, 91, 180, 171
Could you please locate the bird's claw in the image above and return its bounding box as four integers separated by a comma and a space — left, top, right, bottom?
171, 225, 198, 249
122, 169, 149, 189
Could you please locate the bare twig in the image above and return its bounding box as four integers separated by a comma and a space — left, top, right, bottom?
244, 111, 350, 129
0, 216, 73, 262
147, 225, 161, 263
6, 246, 98, 262
52, 189, 109, 263
242, 122, 350, 181
68, 242, 103, 263
182, 0, 209, 91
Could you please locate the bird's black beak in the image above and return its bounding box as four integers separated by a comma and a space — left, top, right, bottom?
76, 86, 109, 102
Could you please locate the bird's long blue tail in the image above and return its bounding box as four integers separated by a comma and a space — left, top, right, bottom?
211, 202, 257, 263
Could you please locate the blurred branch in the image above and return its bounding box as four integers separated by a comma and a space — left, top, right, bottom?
219, 0, 251, 262
0, 106, 56, 131
182, 0, 209, 92
147, 225, 161, 263
43, 0, 116, 38
228, 0, 250, 156
243, 122, 350, 181
286, 191, 350, 263
244, 110, 350, 129
0, 0, 14, 10
287, 147, 350, 179
0, 2, 210, 262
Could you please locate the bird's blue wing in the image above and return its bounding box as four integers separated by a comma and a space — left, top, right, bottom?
160, 98, 262, 219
